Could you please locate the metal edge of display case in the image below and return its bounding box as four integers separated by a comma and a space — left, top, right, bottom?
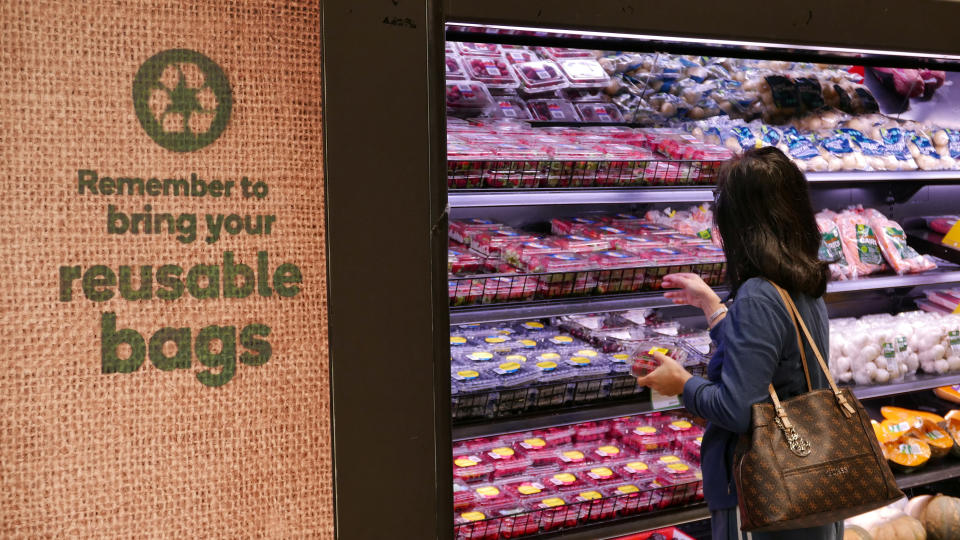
808, 171, 960, 183
443, 0, 960, 66
448, 291, 720, 325
448, 188, 715, 207
851, 373, 960, 400
446, 172, 960, 208
531, 504, 710, 540
895, 459, 960, 490
452, 399, 682, 441
448, 269, 960, 325
323, 2, 451, 539
825, 269, 960, 293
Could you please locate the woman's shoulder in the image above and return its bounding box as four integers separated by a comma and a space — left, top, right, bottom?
736, 277, 781, 302
735, 277, 825, 316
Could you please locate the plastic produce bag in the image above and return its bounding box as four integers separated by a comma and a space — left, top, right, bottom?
834, 208, 888, 278
863, 209, 937, 275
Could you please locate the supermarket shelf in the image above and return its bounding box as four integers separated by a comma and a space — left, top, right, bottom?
449, 290, 720, 325
447, 172, 960, 209
452, 399, 683, 441
908, 229, 960, 266
448, 187, 715, 207
449, 268, 960, 325
806, 170, 960, 184
532, 504, 710, 540
849, 373, 960, 400
895, 458, 960, 490
825, 268, 960, 294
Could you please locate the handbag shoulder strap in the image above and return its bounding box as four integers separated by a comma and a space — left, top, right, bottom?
779, 288, 813, 392
767, 280, 855, 418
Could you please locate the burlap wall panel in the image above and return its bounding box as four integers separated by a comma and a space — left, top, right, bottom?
1, 1, 333, 537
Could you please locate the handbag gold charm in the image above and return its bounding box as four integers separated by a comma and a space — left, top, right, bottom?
775, 416, 812, 457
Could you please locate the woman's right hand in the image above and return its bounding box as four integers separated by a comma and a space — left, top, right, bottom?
662, 273, 722, 317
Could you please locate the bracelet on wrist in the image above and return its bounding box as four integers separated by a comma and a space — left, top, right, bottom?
708, 305, 728, 327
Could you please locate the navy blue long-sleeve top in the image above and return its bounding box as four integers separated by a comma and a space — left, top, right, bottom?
681, 277, 830, 511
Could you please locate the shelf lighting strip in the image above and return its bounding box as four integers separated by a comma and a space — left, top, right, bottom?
446, 22, 960, 63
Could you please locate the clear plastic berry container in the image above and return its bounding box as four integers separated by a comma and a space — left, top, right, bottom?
665, 418, 703, 444
541, 425, 576, 447
560, 87, 607, 102
573, 421, 611, 443
490, 96, 532, 120
447, 81, 496, 116
543, 470, 589, 493
449, 218, 503, 245
452, 366, 498, 395
471, 229, 540, 257
583, 226, 632, 241
589, 250, 647, 269
540, 143, 605, 187
583, 465, 626, 487
526, 495, 579, 532
516, 437, 562, 469
512, 61, 569, 94
485, 144, 549, 188
587, 443, 633, 462
454, 510, 498, 540
454, 454, 496, 484
629, 223, 675, 236
449, 247, 484, 274
564, 354, 609, 380
523, 252, 595, 273
526, 99, 580, 122
663, 233, 710, 247
682, 436, 703, 465
551, 217, 602, 236
447, 142, 492, 189
477, 335, 515, 355
623, 424, 672, 453
462, 55, 520, 89
603, 483, 658, 517
454, 481, 477, 511
557, 58, 610, 87
501, 239, 565, 267
573, 489, 617, 522
553, 235, 611, 253
503, 48, 541, 65
575, 102, 623, 123
556, 448, 592, 468
537, 47, 595, 60
499, 477, 556, 502
490, 360, 539, 391
446, 53, 470, 81
612, 235, 670, 253
450, 334, 477, 349
617, 459, 657, 483
455, 42, 504, 57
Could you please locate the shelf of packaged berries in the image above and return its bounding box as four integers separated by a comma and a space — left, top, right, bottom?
522, 504, 710, 540
451, 372, 960, 441
449, 266, 960, 325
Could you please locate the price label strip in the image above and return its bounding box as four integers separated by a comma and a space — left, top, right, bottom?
650, 389, 682, 410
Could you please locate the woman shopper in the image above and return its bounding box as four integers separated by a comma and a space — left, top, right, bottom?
636, 147, 842, 540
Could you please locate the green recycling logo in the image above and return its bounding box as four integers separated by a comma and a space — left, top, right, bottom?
133, 49, 232, 152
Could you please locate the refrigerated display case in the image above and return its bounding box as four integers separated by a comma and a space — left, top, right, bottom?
322, 2, 960, 538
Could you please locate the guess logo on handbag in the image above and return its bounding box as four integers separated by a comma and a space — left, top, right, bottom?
825, 465, 849, 479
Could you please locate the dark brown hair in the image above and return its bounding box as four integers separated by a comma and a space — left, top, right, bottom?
714, 146, 829, 298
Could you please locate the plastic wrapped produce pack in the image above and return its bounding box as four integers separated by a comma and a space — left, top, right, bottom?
829, 311, 960, 385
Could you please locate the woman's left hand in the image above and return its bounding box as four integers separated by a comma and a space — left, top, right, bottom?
635, 351, 693, 396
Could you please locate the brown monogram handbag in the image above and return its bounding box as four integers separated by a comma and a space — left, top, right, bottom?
733, 282, 903, 532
